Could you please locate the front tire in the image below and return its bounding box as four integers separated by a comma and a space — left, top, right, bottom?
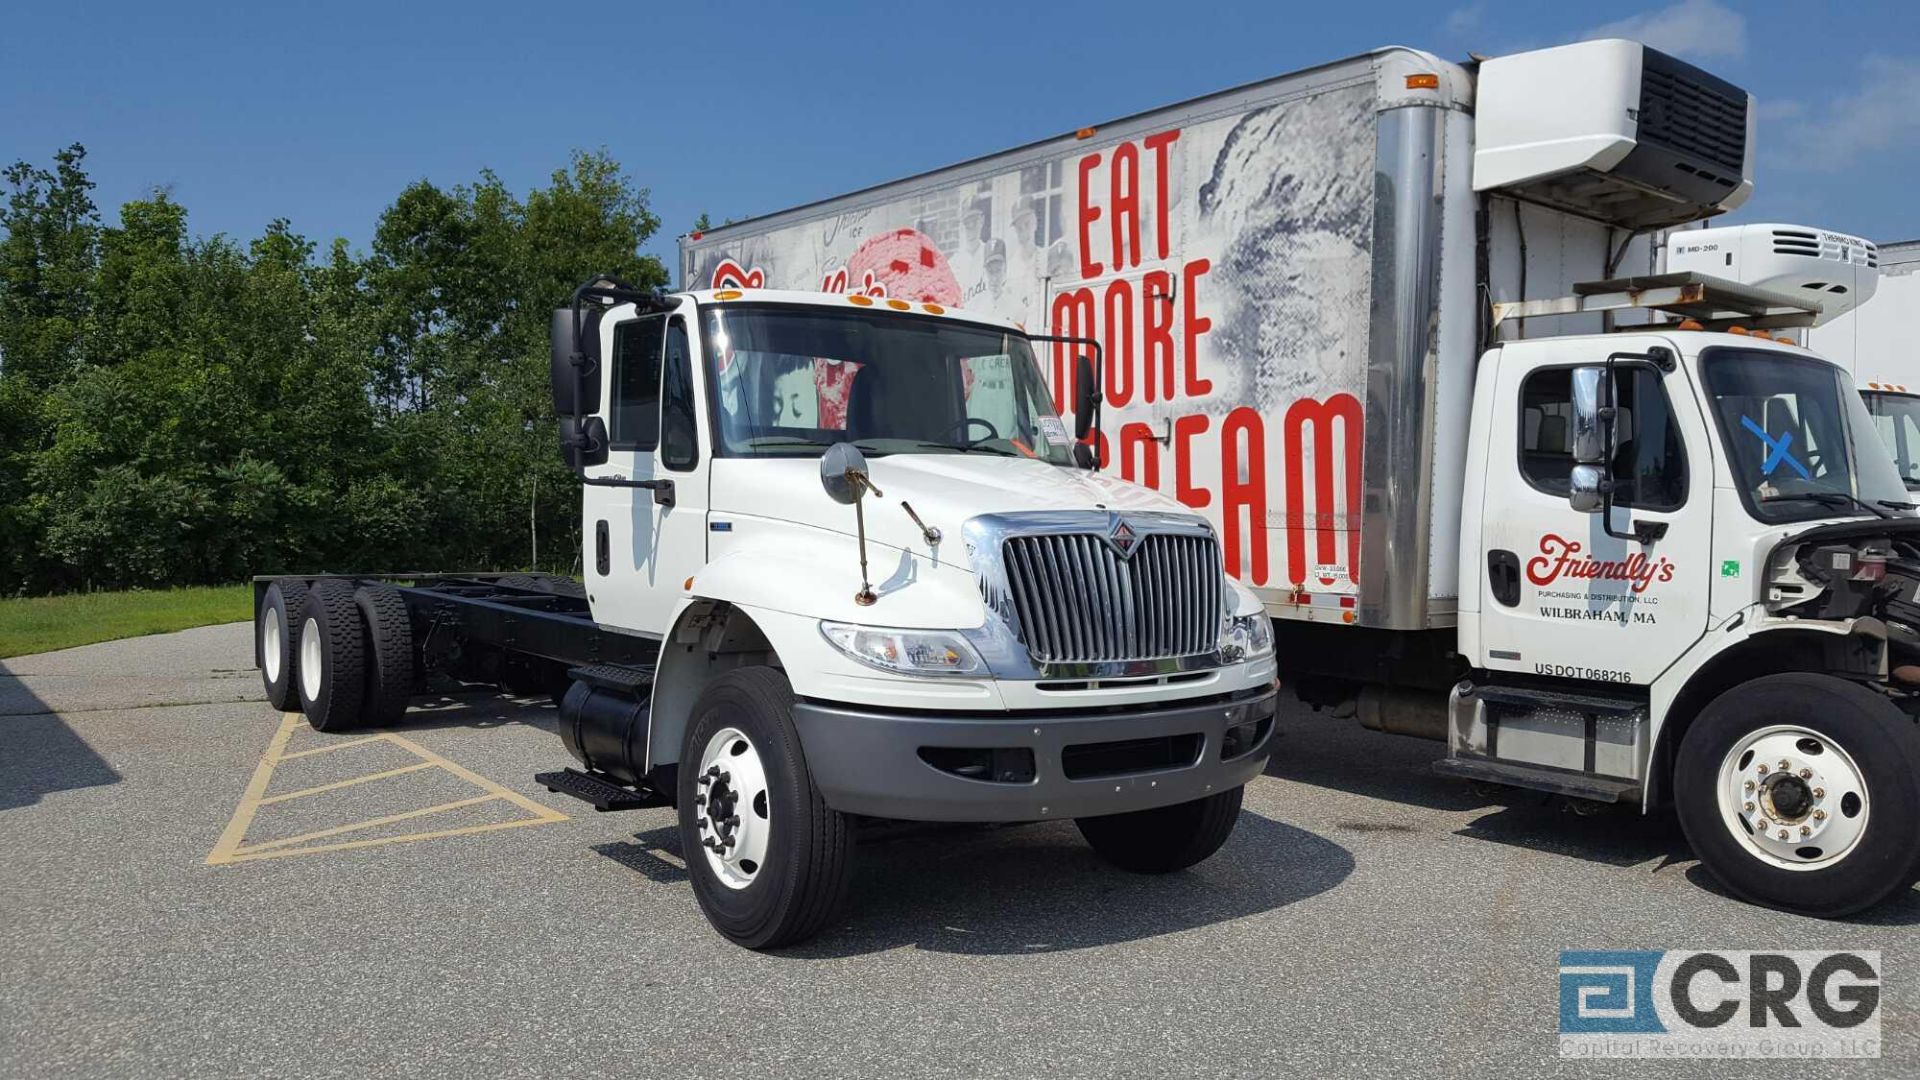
258, 580, 309, 712
1675, 673, 1920, 918
296, 580, 369, 733
677, 668, 854, 949
1076, 785, 1245, 873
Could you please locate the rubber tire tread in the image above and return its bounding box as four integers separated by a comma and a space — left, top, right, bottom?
258, 579, 309, 712
353, 585, 415, 727
1076, 784, 1246, 873
298, 579, 369, 733
678, 667, 854, 949
1674, 671, 1920, 918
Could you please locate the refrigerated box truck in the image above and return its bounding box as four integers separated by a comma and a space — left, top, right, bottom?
683, 39, 1920, 916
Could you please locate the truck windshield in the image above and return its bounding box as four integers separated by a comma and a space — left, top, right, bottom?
1860, 391, 1920, 492
1701, 348, 1912, 523
701, 303, 1075, 465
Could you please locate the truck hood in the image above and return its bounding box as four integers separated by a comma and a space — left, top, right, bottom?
708, 455, 1199, 565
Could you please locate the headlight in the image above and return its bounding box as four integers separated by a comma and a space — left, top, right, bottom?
1218, 612, 1274, 663
820, 621, 986, 677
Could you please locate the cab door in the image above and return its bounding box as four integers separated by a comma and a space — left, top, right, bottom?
1474, 338, 1714, 686
583, 303, 711, 636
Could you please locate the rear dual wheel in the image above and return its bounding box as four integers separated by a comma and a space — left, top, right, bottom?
258, 580, 310, 711
255, 579, 416, 731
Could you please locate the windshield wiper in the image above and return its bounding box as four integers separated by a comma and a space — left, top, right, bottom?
888, 440, 1021, 457
1759, 490, 1893, 519
742, 435, 831, 448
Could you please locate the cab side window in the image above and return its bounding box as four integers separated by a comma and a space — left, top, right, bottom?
610, 316, 665, 450
661, 317, 699, 471
1519, 367, 1688, 511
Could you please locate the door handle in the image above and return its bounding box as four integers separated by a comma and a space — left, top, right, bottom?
1487, 549, 1521, 607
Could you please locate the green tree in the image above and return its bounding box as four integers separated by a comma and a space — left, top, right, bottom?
0, 144, 668, 593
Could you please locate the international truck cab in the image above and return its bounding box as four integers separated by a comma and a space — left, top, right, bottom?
253, 285, 1278, 950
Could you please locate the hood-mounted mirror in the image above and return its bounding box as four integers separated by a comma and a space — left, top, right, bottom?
821, 443, 884, 605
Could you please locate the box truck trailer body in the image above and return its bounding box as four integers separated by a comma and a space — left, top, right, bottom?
677, 40, 1920, 920
682, 44, 1741, 634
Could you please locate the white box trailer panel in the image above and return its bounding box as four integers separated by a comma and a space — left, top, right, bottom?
682, 48, 1632, 631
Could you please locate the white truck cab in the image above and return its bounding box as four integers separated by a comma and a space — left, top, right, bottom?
553, 284, 1277, 945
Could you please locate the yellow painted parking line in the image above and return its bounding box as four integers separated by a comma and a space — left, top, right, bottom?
277, 734, 388, 760
204, 713, 305, 866
206, 711, 568, 866
381, 731, 566, 820
233, 794, 504, 855
218, 816, 563, 864
256, 760, 436, 806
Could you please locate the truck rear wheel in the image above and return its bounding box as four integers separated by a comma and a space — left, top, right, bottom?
1675, 672, 1920, 918
1076, 785, 1245, 873
258, 579, 309, 712
353, 585, 415, 727
297, 580, 369, 733
677, 668, 854, 949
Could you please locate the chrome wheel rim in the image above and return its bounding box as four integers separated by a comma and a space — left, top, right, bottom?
695, 726, 771, 890
1716, 724, 1869, 870
262, 607, 283, 684
299, 617, 323, 705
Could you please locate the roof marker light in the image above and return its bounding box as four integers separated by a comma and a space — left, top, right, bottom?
1727, 326, 1750, 336
847, 294, 874, 306
1676, 318, 1704, 331
922, 303, 945, 315
714, 289, 742, 300
1075, 126, 1097, 140
886, 298, 911, 311
1406, 73, 1439, 90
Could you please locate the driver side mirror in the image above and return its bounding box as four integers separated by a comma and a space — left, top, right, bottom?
549, 307, 603, 418
562, 414, 611, 470
1569, 464, 1606, 513
1569, 366, 1612, 465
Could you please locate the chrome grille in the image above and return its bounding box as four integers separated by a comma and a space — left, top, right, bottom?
999, 532, 1221, 664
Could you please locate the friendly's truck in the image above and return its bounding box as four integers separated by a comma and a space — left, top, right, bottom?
682, 39, 1920, 917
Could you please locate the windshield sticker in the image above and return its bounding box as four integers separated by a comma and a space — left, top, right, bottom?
1038, 415, 1070, 446
1740, 415, 1810, 480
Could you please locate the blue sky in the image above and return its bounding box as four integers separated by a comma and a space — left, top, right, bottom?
4, 0, 1918, 267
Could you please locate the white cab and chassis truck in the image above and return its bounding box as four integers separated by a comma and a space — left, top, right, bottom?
679, 39, 1920, 916
252, 283, 1280, 949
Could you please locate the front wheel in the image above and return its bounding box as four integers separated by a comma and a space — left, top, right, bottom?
1675, 673, 1920, 918
677, 668, 855, 949
1076, 785, 1245, 873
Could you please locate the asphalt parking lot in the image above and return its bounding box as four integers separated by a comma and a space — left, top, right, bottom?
3, 623, 1915, 1079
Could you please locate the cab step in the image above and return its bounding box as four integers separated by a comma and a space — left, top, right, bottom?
1432, 756, 1639, 803
567, 663, 655, 695
535, 767, 671, 812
